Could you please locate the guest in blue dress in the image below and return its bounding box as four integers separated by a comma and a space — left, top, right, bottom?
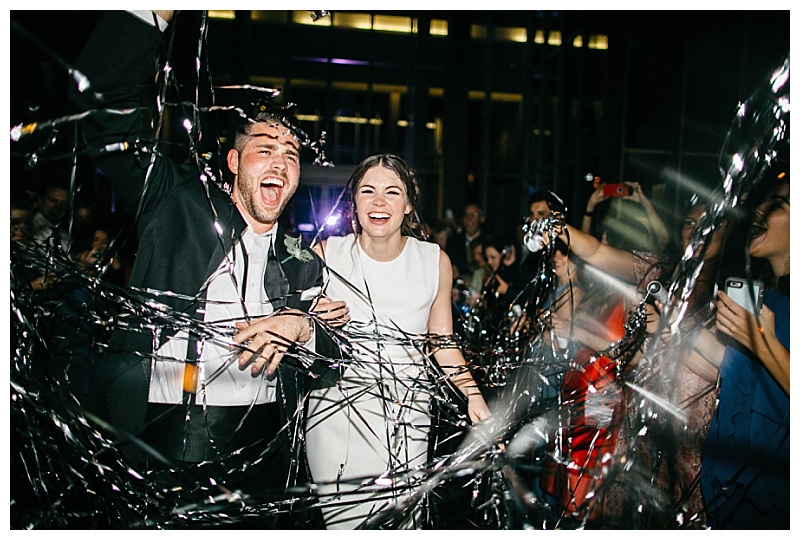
697, 176, 790, 529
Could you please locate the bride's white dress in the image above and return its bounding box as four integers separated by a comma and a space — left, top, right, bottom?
305, 233, 440, 529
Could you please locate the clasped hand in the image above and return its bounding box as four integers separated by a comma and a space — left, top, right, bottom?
233, 311, 306, 378
233, 298, 349, 377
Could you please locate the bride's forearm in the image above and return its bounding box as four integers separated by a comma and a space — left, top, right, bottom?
433, 347, 482, 396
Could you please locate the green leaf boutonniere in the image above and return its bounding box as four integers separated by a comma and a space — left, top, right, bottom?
283, 234, 314, 264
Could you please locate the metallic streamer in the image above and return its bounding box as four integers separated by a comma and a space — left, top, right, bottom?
9, 12, 789, 529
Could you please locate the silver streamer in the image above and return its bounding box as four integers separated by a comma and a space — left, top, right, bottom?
8, 13, 789, 530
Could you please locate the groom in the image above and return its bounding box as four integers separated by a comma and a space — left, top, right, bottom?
70, 10, 347, 509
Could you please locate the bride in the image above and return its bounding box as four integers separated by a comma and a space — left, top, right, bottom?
305, 153, 492, 529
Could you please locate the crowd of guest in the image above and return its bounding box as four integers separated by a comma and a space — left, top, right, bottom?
435, 171, 789, 529
11, 173, 132, 405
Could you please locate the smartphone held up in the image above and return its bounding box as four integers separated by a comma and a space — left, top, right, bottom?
724, 277, 764, 314
603, 183, 631, 197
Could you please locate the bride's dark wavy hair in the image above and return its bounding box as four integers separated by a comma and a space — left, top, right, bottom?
347, 153, 426, 240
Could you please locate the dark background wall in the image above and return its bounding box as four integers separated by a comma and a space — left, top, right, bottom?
9, 10, 789, 241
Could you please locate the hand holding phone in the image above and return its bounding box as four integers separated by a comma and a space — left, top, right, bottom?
724, 277, 764, 314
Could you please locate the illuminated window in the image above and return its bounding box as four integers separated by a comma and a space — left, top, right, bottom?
471, 25, 487, 39
293, 10, 331, 26
334, 12, 371, 30
547, 30, 562, 46
208, 10, 235, 20
397, 120, 437, 129
334, 116, 384, 126
573, 35, 583, 48
589, 34, 609, 50
490, 92, 522, 103
467, 90, 522, 102
430, 19, 448, 36
334, 115, 368, 125
372, 83, 408, 94
471, 25, 525, 42
250, 11, 288, 24
373, 14, 412, 33
533, 29, 545, 44
297, 12, 415, 34
497, 26, 527, 43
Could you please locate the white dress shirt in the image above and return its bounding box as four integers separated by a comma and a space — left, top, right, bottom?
149, 227, 284, 406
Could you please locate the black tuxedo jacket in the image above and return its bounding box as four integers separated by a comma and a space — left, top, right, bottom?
446, 230, 484, 279
70, 11, 342, 468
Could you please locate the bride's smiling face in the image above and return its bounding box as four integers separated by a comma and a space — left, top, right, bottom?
354, 166, 412, 239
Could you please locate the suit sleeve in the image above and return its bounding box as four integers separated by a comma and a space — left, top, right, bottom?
68, 10, 187, 218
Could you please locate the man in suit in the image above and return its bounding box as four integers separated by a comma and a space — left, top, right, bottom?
69, 10, 348, 517
30, 179, 69, 249
445, 203, 486, 282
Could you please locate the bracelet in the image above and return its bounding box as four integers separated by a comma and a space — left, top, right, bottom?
584, 211, 594, 217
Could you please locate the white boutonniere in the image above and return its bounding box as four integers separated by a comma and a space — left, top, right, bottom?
283, 234, 314, 263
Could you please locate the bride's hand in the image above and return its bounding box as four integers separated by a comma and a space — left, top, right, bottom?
311, 296, 351, 327
467, 392, 491, 424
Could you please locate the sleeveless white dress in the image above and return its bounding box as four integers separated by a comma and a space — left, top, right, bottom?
305, 234, 440, 529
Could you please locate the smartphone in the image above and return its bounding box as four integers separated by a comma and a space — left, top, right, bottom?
724, 277, 764, 314
603, 183, 631, 197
